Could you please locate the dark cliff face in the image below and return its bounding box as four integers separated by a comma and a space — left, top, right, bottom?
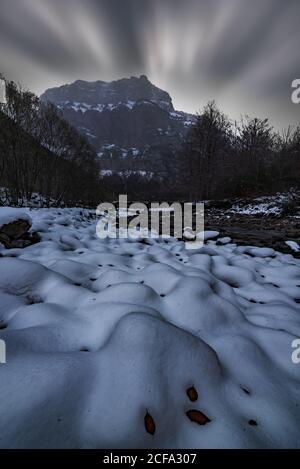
41, 75, 196, 177
41, 75, 174, 111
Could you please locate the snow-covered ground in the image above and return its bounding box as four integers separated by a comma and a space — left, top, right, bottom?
0, 207, 31, 228
0, 207, 300, 448
230, 202, 282, 216
229, 191, 300, 216
0, 187, 58, 208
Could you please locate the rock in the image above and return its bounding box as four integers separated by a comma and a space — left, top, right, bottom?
0, 232, 10, 246
0, 208, 39, 250
24, 231, 41, 245
0, 219, 31, 240
10, 239, 32, 249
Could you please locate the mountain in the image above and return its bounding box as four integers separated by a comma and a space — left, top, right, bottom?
41, 75, 196, 178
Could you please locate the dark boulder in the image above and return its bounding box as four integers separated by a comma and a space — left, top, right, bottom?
0, 211, 40, 249
0, 219, 31, 240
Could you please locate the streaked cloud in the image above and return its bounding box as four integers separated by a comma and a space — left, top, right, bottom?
0, 0, 299, 128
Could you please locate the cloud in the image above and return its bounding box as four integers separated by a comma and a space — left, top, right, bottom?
0, 0, 299, 128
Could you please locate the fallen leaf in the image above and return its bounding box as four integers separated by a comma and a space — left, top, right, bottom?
186, 386, 198, 402
186, 409, 211, 425
144, 411, 156, 435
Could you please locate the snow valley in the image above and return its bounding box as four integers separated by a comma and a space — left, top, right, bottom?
0, 207, 300, 448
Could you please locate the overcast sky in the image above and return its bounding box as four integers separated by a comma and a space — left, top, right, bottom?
0, 0, 299, 129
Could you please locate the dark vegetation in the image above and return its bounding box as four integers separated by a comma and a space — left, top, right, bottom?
0, 75, 103, 207
179, 101, 300, 200
100, 101, 300, 200
1, 75, 299, 205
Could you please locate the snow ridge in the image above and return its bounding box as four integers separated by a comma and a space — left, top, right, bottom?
0, 207, 299, 448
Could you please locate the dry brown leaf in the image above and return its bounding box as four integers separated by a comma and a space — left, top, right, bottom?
144, 411, 156, 435
186, 409, 211, 425
186, 386, 198, 402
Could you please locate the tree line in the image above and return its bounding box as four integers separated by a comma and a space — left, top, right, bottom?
1, 74, 299, 205
0, 75, 104, 207
179, 101, 300, 200
101, 100, 300, 201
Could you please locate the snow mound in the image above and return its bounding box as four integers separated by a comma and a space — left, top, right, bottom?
286, 241, 300, 253
0, 207, 299, 449
0, 207, 31, 228
202, 230, 219, 240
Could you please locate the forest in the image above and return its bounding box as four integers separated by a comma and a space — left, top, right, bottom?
0, 76, 299, 206
179, 101, 300, 200
0, 76, 103, 207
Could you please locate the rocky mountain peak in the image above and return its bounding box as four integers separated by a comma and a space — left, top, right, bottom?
41, 75, 174, 112
40, 75, 196, 178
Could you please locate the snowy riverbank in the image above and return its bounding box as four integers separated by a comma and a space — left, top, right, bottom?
0, 207, 300, 448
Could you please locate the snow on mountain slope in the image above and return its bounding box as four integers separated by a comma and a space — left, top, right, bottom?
41, 76, 196, 177
41, 75, 174, 111
0, 208, 299, 448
